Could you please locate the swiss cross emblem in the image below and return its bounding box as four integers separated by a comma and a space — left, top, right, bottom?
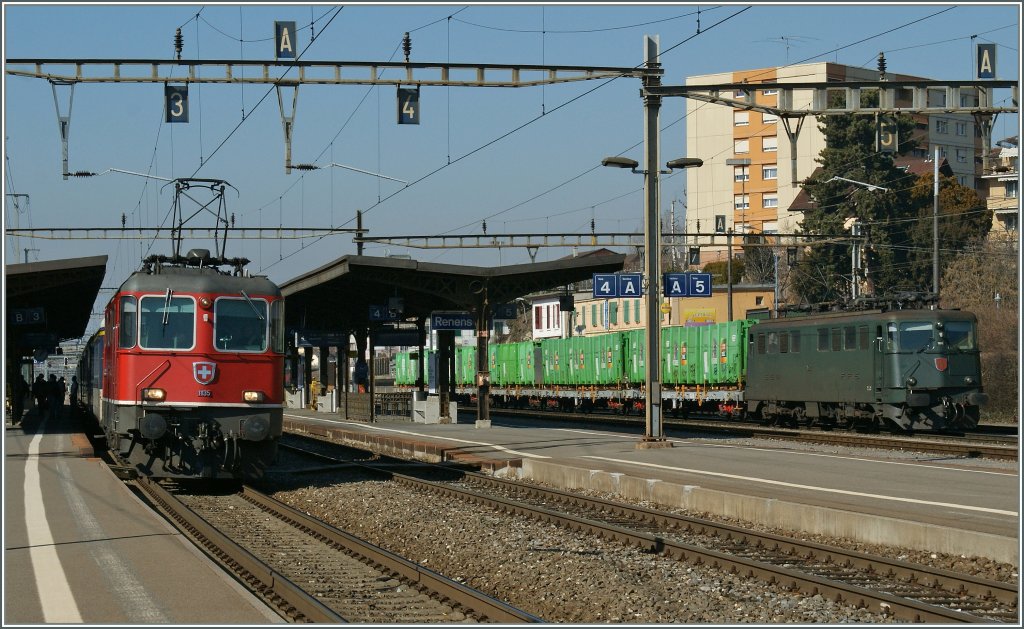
193, 361, 217, 385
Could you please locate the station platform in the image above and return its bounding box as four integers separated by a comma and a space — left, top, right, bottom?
3, 406, 283, 624
282, 407, 1020, 565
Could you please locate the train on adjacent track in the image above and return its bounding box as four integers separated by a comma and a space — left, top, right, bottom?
396, 296, 988, 432
76, 248, 285, 480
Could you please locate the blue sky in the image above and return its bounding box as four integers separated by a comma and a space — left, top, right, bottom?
3, 2, 1020, 329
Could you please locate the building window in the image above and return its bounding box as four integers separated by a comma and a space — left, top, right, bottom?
734, 111, 749, 126
958, 175, 969, 186
956, 149, 968, 163
936, 119, 948, 134
956, 121, 968, 136
734, 139, 749, 154
1006, 180, 1018, 198
633, 299, 640, 324
763, 194, 779, 208
762, 136, 778, 152
762, 113, 778, 124
534, 306, 543, 329
734, 194, 750, 210
610, 302, 618, 325
734, 166, 749, 182
591, 304, 597, 328
761, 89, 778, 96
734, 89, 748, 98
762, 165, 778, 180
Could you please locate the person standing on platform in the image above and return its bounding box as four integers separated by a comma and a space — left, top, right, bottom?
69, 375, 79, 416
47, 374, 61, 420
32, 374, 48, 418
11, 374, 29, 425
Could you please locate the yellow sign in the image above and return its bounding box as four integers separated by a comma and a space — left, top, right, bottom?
684, 308, 717, 325
660, 302, 671, 314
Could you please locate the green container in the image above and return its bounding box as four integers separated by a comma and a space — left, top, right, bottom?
623, 328, 645, 385
455, 344, 476, 385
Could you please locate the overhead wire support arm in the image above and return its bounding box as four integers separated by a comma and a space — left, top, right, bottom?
6, 58, 648, 87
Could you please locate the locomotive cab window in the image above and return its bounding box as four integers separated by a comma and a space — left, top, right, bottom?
139, 295, 195, 350
215, 297, 268, 352
119, 296, 137, 349
270, 300, 286, 353
944, 321, 976, 350
898, 322, 934, 352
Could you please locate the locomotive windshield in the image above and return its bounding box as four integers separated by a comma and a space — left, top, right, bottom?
215, 297, 268, 352
943, 320, 976, 350
139, 296, 196, 350
897, 322, 933, 352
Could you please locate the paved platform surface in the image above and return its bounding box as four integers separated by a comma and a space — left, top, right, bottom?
283, 407, 1020, 563
3, 407, 283, 624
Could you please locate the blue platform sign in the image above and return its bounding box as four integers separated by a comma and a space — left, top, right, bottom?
618, 273, 643, 297
397, 87, 420, 124
593, 273, 618, 298
431, 311, 475, 330
369, 304, 400, 321
275, 21, 297, 59
664, 273, 688, 297
165, 86, 188, 123
977, 43, 996, 79
688, 273, 713, 297
491, 303, 517, 320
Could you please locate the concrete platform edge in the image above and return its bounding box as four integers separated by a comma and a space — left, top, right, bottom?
517, 459, 1018, 565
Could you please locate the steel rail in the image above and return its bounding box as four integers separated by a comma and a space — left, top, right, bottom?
238, 485, 543, 624
279, 438, 1018, 623
132, 476, 346, 623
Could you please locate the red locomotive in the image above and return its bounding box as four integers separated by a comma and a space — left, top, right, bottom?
78, 248, 284, 479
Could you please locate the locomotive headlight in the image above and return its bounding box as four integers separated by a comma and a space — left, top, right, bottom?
964, 376, 975, 385
199, 297, 212, 309
905, 377, 917, 387
243, 390, 265, 403
142, 388, 166, 402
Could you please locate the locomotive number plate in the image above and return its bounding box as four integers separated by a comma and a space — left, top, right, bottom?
198, 390, 212, 398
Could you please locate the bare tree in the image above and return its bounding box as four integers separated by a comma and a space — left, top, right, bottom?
941, 237, 1019, 420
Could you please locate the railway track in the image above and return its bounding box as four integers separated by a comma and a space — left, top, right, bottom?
476, 407, 1018, 461
130, 475, 540, 623
279, 439, 1019, 624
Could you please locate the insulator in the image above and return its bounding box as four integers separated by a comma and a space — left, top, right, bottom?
231, 213, 236, 227
121, 212, 126, 228
402, 32, 411, 62
174, 28, 183, 60
590, 218, 595, 232
481, 220, 487, 234
877, 52, 886, 78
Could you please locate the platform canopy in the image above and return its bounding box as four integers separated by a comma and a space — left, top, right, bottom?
279, 252, 626, 332
4, 255, 108, 361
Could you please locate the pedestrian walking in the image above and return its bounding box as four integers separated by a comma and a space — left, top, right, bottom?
69, 376, 80, 416
47, 374, 61, 420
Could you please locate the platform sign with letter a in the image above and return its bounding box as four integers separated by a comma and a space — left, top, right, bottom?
688, 273, 713, 297
664, 273, 688, 297
977, 43, 996, 79
617, 273, 642, 297
275, 21, 297, 59
397, 87, 420, 124
592, 273, 618, 298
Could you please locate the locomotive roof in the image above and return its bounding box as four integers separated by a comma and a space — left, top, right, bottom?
120, 266, 281, 297
756, 307, 976, 329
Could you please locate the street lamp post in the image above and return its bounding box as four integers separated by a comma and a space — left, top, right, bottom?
602, 37, 702, 448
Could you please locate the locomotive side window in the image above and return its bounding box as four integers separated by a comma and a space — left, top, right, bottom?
817, 328, 829, 351
756, 333, 766, 354
898, 322, 933, 351
139, 296, 195, 350
215, 298, 268, 352
119, 296, 137, 349
844, 326, 856, 350
886, 323, 897, 350
767, 332, 779, 353
791, 331, 800, 353
944, 321, 976, 350
831, 328, 841, 352
270, 300, 286, 353
780, 332, 789, 353
858, 325, 869, 350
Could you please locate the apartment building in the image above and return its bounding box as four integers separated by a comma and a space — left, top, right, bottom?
684, 62, 980, 255
981, 136, 1019, 237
